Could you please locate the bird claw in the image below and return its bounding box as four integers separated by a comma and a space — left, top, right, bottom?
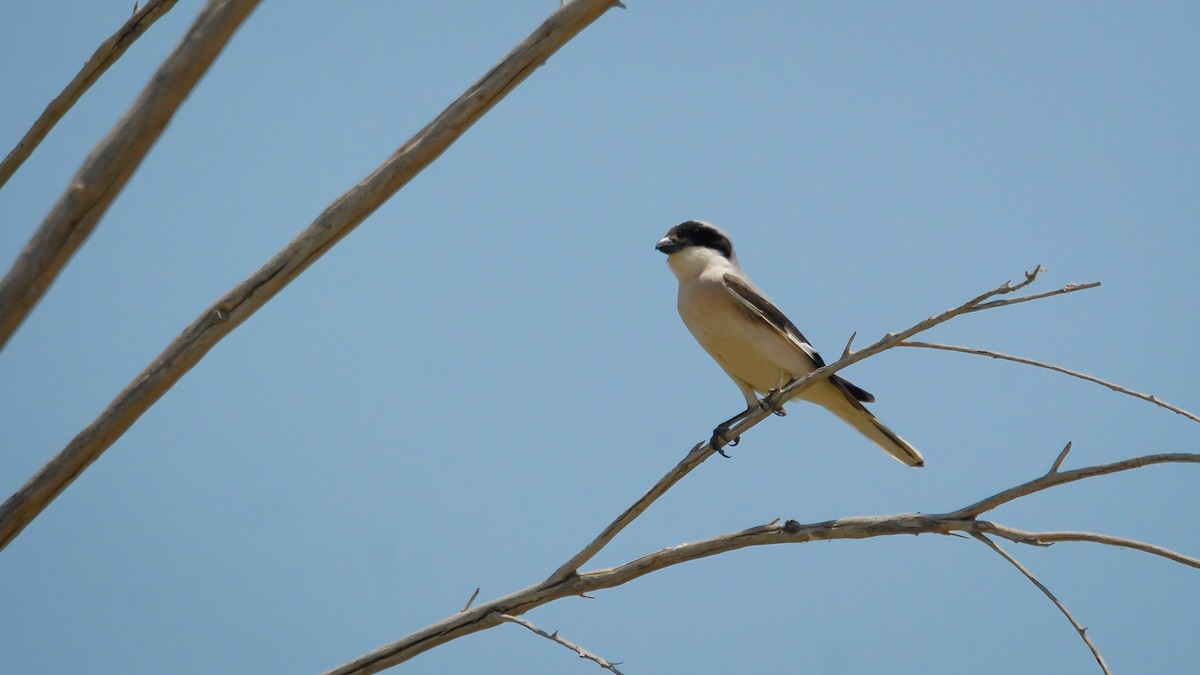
760, 390, 787, 417
710, 424, 739, 458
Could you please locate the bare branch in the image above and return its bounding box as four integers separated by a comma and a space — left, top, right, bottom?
681, 269, 1096, 459
0, 0, 179, 190
547, 441, 710, 583
461, 588, 481, 613
900, 341, 1200, 423
971, 533, 1111, 674
0, 0, 257, 352
324, 451, 1197, 674
495, 613, 625, 675
980, 523, 1200, 569
948, 452, 1200, 519
1050, 441, 1073, 474
549, 269, 1101, 581
0, 0, 623, 553
965, 281, 1102, 313
840, 331, 857, 359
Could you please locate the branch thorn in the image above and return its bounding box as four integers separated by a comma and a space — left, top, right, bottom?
460, 587, 481, 612
841, 331, 858, 359
1049, 441, 1073, 475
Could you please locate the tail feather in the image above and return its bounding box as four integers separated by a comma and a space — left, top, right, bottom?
803, 381, 924, 467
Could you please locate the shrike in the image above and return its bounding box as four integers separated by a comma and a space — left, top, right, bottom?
655, 220, 923, 467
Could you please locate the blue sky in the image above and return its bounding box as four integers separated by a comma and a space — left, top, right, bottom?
1, 2, 1197, 673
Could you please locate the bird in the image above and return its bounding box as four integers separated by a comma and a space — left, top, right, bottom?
655, 220, 923, 467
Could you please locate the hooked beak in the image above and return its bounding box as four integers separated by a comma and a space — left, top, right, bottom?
655, 237, 683, 254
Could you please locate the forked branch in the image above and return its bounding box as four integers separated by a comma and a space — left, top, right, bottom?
322, 268, 1200, 675
324, 448, 1198, 674
972, 533, 1111, 675
495, 613, 625, 675
547, 266, 1099, 584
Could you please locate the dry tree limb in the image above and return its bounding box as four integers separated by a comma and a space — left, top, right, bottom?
971, 533, 1112, 675
325, 271, 1188, 675
495, 613, 625, 675
0, 0, 257, 352
964, 281, 1101, 313
899, 340, 1200, 423
947, 452, 1200, 519
0, 0, 624, 552
0, 0, 179, 190
546, 268, 1098, 584
698, 267, 1101, 457
323, 451, 1199, 675
977, 523, 1200, 570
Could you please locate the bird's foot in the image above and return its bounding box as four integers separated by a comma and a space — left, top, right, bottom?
710, 422, 739, 458
760, 389, 788, 417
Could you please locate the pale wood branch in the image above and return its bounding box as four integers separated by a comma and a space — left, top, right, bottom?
460, 588, 481, 613
0, 0, 256, 352
495, 613, 625, 675
900, 340, 1200, 423
545, 268, 1097, 584
0, 0, 179, 190
964, 281, 1102, 313
947, 452, 1200, 519
1049, 441, 1074, 474
978, 523, 1200, 569
702, 267, 1101, 456
324, 450, 1197, 674
972, 533, 1112, 675
0, 0, 624, 553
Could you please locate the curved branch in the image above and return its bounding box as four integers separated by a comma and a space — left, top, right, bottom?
326, 451, 1197, 674
495, 613, 625, 675
980, 523, 1200, 569
964, 281, 1102, 313
0, 1, 180, 189
0, 0, 624, 553
0, 0, 256, 352
946, 452, 1200, 519
549, 270, 1102, 582
703, 268, 1100, 456
900, 340, 1200, 423
972, 533, 1111, 674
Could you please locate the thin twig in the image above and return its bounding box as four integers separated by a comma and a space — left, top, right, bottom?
900, 341, 1200, 423
0, 0, 179, 190
978, 523, 1200, 569
547, 440, 710, 583
496, 613, 625, 674
323, 450, 1197, 674
1050, 441, 1073, 474
547, 268, 1096, 583
0, 0, 256, 352
948, 452, 1200, 519
460, 588, 481, 613
972, 533, 1111, 675
713, 269, 1095, 452
840, 331, 857, 359
0, 0, 623, 553
965, 281, 1102, 313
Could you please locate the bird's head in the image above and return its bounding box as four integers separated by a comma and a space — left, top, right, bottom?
656, 220, 737, 280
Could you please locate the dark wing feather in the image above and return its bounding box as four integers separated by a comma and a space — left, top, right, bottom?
832, 375, 875, 403
721, 273, 825, 366
722, 273, 875, 403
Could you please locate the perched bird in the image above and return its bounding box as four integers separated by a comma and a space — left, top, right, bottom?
655, 220, 923, 467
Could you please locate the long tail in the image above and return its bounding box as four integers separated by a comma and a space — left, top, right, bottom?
804, 380, 925, 467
